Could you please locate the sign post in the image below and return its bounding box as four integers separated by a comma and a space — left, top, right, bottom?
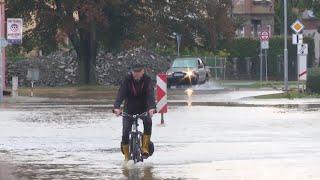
297, 44, 308, 91
291, 20, 305, 91
156, 73, 167, 125
27, 68, 39, 97
12, 76, 18, 98
259, 30, 270, 82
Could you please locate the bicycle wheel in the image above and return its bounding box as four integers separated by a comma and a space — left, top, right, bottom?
129, 134, 135, 162
136, 135, 143, 162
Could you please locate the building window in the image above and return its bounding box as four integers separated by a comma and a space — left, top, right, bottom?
236, 26, 245, 38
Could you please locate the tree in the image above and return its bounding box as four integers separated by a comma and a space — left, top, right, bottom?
129, 0, 235, 53
6, 0, 236, 85
313, 1, 320, 18
274, 0, 299, 35
6, 0, 110, 85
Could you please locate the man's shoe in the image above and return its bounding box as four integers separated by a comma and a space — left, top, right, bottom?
142, 134, 151, 158
122, 144, 130, 161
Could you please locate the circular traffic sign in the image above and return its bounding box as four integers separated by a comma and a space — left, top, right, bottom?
10, 24, 19, 32
259, 31, 270, 41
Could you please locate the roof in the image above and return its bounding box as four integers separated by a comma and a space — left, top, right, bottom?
301, 19, 320, 30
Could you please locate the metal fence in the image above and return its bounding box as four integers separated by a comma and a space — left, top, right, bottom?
203, 56, 227, 80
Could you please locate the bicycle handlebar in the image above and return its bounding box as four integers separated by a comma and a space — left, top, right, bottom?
122, 112, 149, 119
112, 109, 150, 119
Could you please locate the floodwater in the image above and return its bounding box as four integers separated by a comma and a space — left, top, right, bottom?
1, 83, 320, 179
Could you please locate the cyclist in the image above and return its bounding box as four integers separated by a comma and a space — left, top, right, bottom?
113, 64, 156, 161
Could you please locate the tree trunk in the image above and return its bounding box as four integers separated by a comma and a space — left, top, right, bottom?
78, 26, 98, 85
207, 20, 217, 51
88, 21, 97, 84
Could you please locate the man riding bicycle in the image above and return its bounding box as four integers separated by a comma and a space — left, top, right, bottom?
113, 64, 156, 161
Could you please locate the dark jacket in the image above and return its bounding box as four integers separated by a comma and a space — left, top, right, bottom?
114, 73, 156, 114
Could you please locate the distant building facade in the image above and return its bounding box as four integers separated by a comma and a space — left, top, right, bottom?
232, 0, 275, 38
302, 10, 320, 66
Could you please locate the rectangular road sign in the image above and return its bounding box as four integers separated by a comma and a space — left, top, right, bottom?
292, 34, 303, 45
297, 44, 308, 55
261, 41, 269, 49
7, 18, 23, 44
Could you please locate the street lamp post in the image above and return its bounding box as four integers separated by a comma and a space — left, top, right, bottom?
284, 0, 289, 91
176, 34, 181, 57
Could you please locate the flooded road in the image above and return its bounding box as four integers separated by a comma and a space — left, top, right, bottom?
1, 87, 320, 179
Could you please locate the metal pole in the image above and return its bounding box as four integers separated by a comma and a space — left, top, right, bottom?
177, 43, 180, 57
284, 0, 289, 91
0, 47, 3, 102
297, 54, 300, 91
161, 113, 164, 124
31, 81, 34, 97
223, 57, 226, 81
260, 42, 263, 82
215, 56, 217, 80
265, 49, 268, 81
0, 0, 5, 91
0, 38, 7, 103
177, 34, 181, 57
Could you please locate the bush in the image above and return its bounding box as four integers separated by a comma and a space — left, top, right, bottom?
225, 36, 315, 80
306, 68, 320, 93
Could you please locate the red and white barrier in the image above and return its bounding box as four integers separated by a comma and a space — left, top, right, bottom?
156, 73, 167, 114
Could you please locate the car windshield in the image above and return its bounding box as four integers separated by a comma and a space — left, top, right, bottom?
172, 59, 197, 68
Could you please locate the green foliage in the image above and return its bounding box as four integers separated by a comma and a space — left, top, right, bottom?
229, 38, 259, 58
6, 46, 26, 62
180, 47, 214, 57
306, 68, 320, 93
228, 36, 315, 78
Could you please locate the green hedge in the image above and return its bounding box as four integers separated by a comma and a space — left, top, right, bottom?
228, 36, 315, 79
306, 68, 320, 93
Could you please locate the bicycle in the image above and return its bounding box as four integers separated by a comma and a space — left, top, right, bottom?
118, 111, 154, 164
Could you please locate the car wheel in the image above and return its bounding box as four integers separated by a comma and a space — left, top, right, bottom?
191, 75, 199, 85
167, 82, 171, 89
205, 73, 209, 82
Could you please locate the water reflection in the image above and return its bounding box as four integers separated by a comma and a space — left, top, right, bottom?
185, 88, 194, 107
122, 165, 155, 180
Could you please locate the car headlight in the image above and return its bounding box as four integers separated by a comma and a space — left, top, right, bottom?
186, 71, 194, 77
166, 72, 173, 76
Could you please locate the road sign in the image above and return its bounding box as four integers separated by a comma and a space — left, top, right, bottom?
261, 41, 269, 49
292, 34, 303, 45
27, 68, 40, 81
259, 30, 270, 41
157, 73, 167, 114
7, 18, 23, 44
297, 44, 308, 55
291, 20, 304, 34
157, 73, 167, 124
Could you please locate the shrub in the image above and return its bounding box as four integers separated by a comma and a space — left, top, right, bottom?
306, 67, 320, 93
